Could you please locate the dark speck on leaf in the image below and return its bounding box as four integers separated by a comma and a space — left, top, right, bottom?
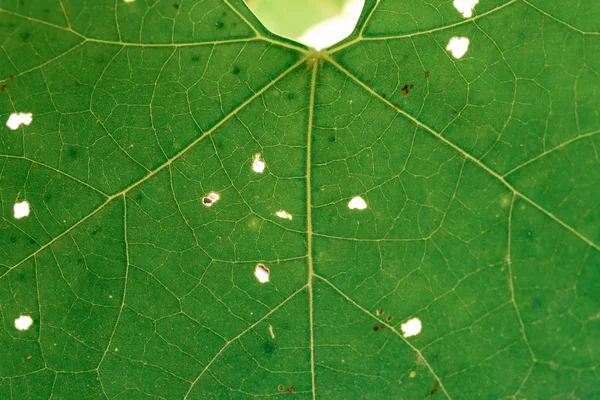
287, 93, 295, 100
0, 84, 7, 93
8, 75, 15, 81
91, 226, 102, 236
430, 382, 440, 395
263, 340, 276, 355
191, 55, 200, 62
278, 385, 284, 392
328, 135, 335, 143
365, 79, 372, 85
424, 71, 430, 79
386, 315, 393, 322
231, 66, 240, 75
21, 32, 30, 40
401, 84, 414, 95
285, 386, 295, 394
372, 323, 385, 332
68, 147, 78, 158
75, 81, 81, 87
215, 21, 224, 29
381, 93, 386, 99
392, 103, 401, 110
173, 3, 179, 9
134, 193, 143, 201
29, 238, 36, 245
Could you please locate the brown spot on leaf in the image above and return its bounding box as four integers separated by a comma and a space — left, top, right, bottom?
0, 84, 7, 93
386, 315, 393, 322
173, 3, 179, 9
401, 84, 414, 95
430, 382, 439, 396
285, 386, 295, 394
376, 309, 384, 316
424, 71, 430, 79
372, 323, 385, 332
278, 385, 284, 392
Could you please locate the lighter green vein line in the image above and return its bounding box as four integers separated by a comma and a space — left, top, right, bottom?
0, 155, 108, 197
183, 284, 309, 399
503, 129, 600, 177
0, 9, 308, 55
314, 274, 453, 400
307, 57, 319, 400
1, 57, 308, 279
521, 0, 600, 35
325, 56, 600, 252
329, 0, 517, 54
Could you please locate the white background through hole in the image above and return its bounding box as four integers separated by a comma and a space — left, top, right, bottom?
252, 153, 266, 173
348, 196, 367, 210
298, 0, 364, 50
276, 210, 293, 220
446, 37, 470, 59
6, 113, 33, 130
401, 317, 422, 337
453, 0, 479, 18
254, 264, 270, 283
14, 315, 33, 331
14, 201, 30, 219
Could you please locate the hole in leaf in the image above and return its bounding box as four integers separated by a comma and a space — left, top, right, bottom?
202, 192, 220, 207
244, 0, 365, 50
376, 308, 384, 316
446, 37, 470, 59
14, 315, 33, 331
254, 263, 270, 283
252, 153, 265, 173
13, 201, 30, 219
453, 0, 478, 18
275, 210, 293, 220
6, 113, 32, 130
348, 196, 367, 210
400, 317, 422, 338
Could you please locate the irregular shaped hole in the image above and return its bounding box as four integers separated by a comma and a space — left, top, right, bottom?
14, 315, 33, 331
13, 201, 30, 219
446, 37, 470, 59
202, 192, 220, 207
252, 153, 265, 173
400, 317, 422, 338
348, 196, 367, 210
245, 0, 365, 50
6, 113, 32, 130
275, 210, 293, 220
254, 263, 270, 283
453, 0, 478, 18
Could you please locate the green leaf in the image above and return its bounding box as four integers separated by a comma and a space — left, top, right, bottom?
1, 0, 599, 399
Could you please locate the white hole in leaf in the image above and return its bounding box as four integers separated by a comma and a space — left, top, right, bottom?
401, 317, 422, 338
14, 315, 33, 331
446, 37, 470, 59
254, 264, 270, 283
6, 113, 33, 130
348, 196, 367, 210
124, 0, 135, 3
275, 210, 293, 220
13, 201, 30, 219
202, 192, 220, 207
252, 153, 266, 173
298, 0, 365, 50
453, 0, 479, 18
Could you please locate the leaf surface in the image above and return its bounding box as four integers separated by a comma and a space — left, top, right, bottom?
1, 0, 599, 399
